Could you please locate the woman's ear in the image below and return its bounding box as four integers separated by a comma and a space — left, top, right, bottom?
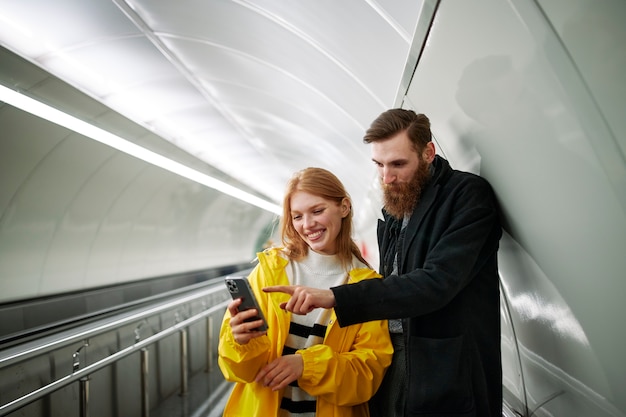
341, 198, 351, 218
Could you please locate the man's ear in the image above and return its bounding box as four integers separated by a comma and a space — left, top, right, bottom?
423, 141, 436, 163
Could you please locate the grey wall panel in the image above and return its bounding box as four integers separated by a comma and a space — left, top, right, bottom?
537, 0, 626, 157
399, 0, 625, 415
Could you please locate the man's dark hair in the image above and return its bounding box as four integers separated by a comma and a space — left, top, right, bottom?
363, 109, 432, 153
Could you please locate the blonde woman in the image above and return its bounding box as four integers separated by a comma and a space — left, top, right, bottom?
218, 167, 392, 417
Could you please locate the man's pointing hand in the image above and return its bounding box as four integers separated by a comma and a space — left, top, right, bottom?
263, 285, 336, 315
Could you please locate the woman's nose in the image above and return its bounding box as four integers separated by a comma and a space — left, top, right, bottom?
303, 214, 315, 228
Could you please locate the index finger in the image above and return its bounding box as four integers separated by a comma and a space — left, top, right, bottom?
263, 285, 296, 294
227, 298, 242, 316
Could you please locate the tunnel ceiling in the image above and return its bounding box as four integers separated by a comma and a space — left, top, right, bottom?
0, 0, 423, 213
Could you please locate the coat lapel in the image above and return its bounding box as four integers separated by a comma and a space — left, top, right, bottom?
398, 183, 438, 270
398, 156, 449, 270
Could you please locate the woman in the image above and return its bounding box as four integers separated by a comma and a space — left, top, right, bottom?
218, 167, 392, 417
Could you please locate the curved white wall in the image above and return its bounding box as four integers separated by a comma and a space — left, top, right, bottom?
397, 0, 626, 415
0, 56, 277, 303
1, 2, 625, 416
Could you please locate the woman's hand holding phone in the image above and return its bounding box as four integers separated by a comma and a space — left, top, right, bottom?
227, 298, 268, 344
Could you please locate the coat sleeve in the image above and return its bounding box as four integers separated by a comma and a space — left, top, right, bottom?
217, 264, 272, 383
296, 269, 393, 406
333, 175, 502, 326
296, 318, 393, 406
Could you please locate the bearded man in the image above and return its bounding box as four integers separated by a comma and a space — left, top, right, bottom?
266, 109, 503, 417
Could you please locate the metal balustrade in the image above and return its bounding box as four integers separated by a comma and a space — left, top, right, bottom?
0, 282, 231, 417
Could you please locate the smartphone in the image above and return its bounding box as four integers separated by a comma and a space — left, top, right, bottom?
224, 276, 268, 331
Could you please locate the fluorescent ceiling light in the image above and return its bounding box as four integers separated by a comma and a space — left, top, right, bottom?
0, 84, 282, 215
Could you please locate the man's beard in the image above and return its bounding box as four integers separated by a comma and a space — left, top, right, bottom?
382, 160, 431, 220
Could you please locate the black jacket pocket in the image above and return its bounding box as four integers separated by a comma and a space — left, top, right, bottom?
406, 335, 475, 416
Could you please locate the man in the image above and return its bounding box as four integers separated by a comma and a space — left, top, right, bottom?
265, 109, 502, 417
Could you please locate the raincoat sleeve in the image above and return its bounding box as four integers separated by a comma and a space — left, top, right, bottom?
218, 264, 272, 383
296, 269, 393, 406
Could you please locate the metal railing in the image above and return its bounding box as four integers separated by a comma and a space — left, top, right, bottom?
0, 283, 230, 417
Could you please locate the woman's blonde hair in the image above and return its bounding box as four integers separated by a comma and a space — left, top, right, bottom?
280, 167, 370, 271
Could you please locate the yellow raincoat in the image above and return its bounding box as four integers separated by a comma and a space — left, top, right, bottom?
218, 248, 393, 417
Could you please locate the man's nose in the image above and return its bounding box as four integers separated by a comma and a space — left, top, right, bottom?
382, 168, 395, 184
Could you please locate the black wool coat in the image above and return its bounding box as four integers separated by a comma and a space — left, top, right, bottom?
332, 155, 502, 417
